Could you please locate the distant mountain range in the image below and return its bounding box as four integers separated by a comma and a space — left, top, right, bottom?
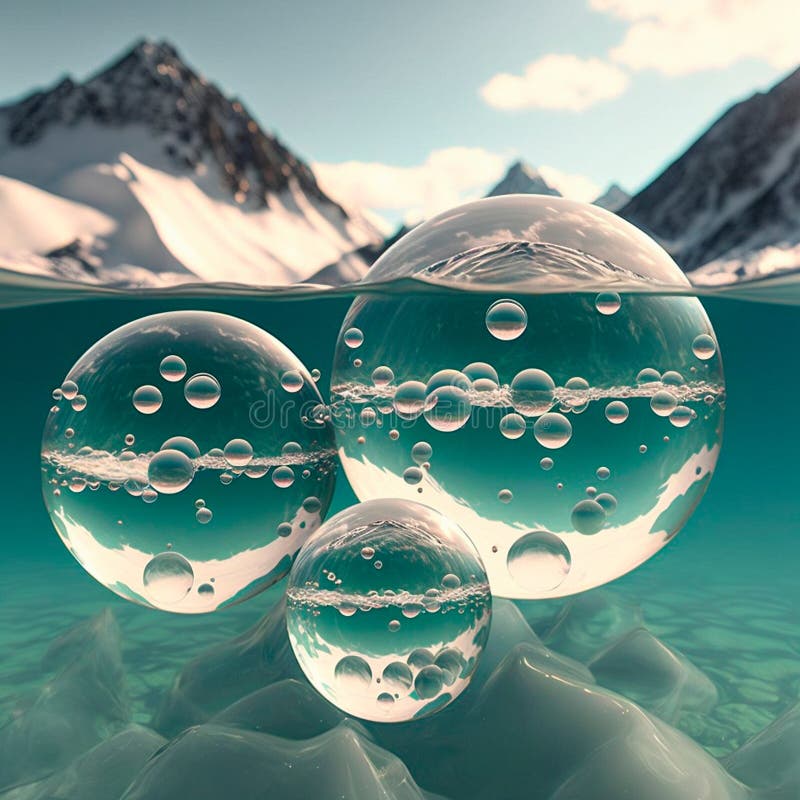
619, 65, 800, 284
0, 40, 798, 287
0, 40, 383, 287
485, 161, 630, 214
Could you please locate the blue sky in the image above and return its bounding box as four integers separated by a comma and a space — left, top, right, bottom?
0, 0, 795, 226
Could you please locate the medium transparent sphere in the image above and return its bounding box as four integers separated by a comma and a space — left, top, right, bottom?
286, 499, 492, 722
330, 196, 724, 599
42, 311, 337, 613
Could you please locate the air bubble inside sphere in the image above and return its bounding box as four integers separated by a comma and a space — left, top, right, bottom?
330, 196, 725, 599
41, 311, 337, 613
286, 499, 491, 722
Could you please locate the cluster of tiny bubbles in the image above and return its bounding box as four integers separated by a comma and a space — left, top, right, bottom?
285, 498, 492, 722
41, 311, 337, 614
329, 195, 725, 599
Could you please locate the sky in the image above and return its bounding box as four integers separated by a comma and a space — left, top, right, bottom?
0, 0, 796, 228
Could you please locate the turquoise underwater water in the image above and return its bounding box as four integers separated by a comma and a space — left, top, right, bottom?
0, 287, 798, 798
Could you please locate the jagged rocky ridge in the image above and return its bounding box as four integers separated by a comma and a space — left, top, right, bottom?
1, 591, 796, 800
6, 40, 335, 211
384, 65, 800, 284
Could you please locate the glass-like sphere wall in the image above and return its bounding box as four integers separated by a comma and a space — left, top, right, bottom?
286, 498, 492, 722
42, 311, 337, 613
329, 196, 724, 599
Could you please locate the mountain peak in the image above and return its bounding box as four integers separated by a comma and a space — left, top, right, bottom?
487, 160, 561, 198
2, 38, 336, 211
99, 39, 185, 82
132, 37, 180, 56
0, 40, 384, 287
593, 183, 630, 213
509, 159, 543, 180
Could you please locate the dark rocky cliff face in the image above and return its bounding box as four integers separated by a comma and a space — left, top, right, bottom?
620, 67, 800, 271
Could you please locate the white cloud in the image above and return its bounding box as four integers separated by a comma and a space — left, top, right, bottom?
592, 0, 798, 76
313, 147, 507, 225
480, 54, 630, 112
537, 166, 601, 203
314, 148, 602, 224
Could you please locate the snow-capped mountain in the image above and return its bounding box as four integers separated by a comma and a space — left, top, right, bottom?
487, 161, 561, 198
488, 164, 631, 214
620, 66, 800, 283
364, 166, 636, 270
593, 183, 630, 213
0, 40, 383, 286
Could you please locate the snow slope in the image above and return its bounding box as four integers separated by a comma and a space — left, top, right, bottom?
0, 40, 383, 287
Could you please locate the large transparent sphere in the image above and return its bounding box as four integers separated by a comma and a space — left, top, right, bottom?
42, 311, 337, 613
331, 196, 724, 599
286, 499, 492, 722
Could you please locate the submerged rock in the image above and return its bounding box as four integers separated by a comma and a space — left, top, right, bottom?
0, 724, 165, 800
372, 642, 747, 800
723, 701, 800, 799
26, 591, 766, 800
0, 609, 129, 792
369, 599, 580, 771
121, 722, 432, 800
152, 597, 301, 737
211, 679, 350, 740
589, 627, 718, 723
472, 600, 592, 688
541, 590, 644, 661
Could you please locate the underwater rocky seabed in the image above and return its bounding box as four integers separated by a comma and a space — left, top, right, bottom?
0, 291, 798, 799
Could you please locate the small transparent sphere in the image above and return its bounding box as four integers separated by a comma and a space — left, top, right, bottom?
330, 196, 725, 599
286, 499, 491, 722
485, 299, 527, 340
42, 311, 337, 613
